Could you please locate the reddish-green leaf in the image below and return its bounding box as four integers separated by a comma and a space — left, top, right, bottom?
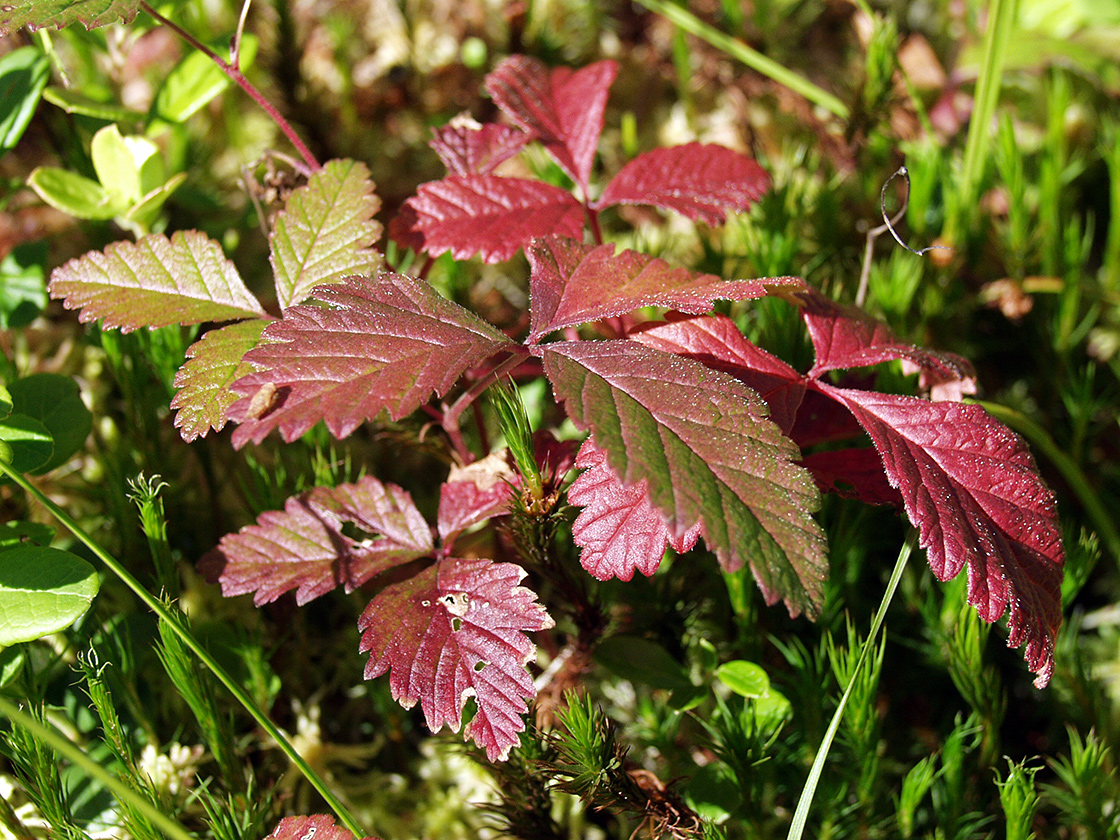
628, 314, 806, 435
437, 453, 517, 545
198, 476, 432, 606
402, 175, 583, 263
526, 237, 794, 343
541, 339, 827, 617
485, 56, 617, 194
429, 117, 530, 176
49, 230, 266, 332
359, 556, 554, 761
569, 437, 699, 581
270, 158, 383, 311
817, 383, 1064, 687
0, 0, 142, 33
227, 273, 516, 447
797, 287, 975, 395
597, 143, 771, 225
171, 319, 268, 442
267, 814, 379, 840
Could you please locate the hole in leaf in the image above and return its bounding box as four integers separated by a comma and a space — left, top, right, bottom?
474, 661, 486, 672
452, 617, 462, 632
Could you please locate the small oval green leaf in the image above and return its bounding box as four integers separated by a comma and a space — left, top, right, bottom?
152, 36, 258, 124
0, 546, 99, 646
27, 166, 125, 220
0, 385, 11, 419
715, 660, 770, 698
91, 124, 141, 204
0, 242, 48, 330
0, 412, 53, 474
42, 87, 145, 123
7, 373, 91, 474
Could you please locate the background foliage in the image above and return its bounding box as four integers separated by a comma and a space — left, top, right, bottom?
0, 0, 1118, 838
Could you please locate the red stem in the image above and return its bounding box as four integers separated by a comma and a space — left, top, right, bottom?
139, 1, 321, 174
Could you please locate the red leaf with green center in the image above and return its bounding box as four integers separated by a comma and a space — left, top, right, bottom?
171, 319, 268, 442
269, 158, 383, 311
49, 230, 266, 332
797, 286, 975, 394
628, 313, 807, 435
199, 476, 432, 607
569, 437, 700, 581
485, 56, 617, 194
359, 556, 554, 761
526, 237, 796, 343
429, 117, 530, 176
816, 383, 1064, 687
0, 0, 140, 33
541, 339, 826, 617
403, 175, 584, 263
597, 143, 771, 225
267, 814, 379, 840
227, 273, 516, 446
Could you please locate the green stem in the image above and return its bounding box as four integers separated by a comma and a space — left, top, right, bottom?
973, 400, 1120, 568
0, 696, 194, 840
0, 460, 367, 837
787, 531, 915, 840
632, 0, 850, 120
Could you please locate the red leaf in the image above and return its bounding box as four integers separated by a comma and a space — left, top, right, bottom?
628, 314, 807, 435
569, 437, 699, 581
429, 116, 530, 176
597, 143, 770, 225
485, 56, 617, 193
816, 383, 1064, 686
267, 814, 379, 840
797, 287, 975, 393
359, 557, 554, 761
438, 452, 517, 544
227, 273, 515, 446
199, 476, 432, 607
526, 237, 793, 343
541, 339, 827, 616
403, 175, 584, 263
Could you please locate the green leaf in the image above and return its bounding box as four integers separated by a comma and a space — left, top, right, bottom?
715, 660, 770, 698
542, 339, 827, 618
270, 158, 383, 310
171, 319, 267, 442
0, 520, 56, 551
49, 229, 268, 331
0, 546, 99, 646
90, 124, 142, 204
0, 413, 53, 474
122, 171, 186, 228
595, 635, 693, 691
0, 0, 142, 35
0, 385, 11, 419
0, 242, 49, 329
27, 165, 125, 220
152, 35, 258, 124
7, 374, 92, 474
42, 86, 145, 122
0, 645, 24, 688
0, 46, 50, 157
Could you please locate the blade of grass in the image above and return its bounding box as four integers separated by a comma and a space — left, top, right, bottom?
633, 0, 850, 120
949, 0, 1020, 244
786, 531, 915, 840
0, 696, 194, 840
0, 459, 368, 838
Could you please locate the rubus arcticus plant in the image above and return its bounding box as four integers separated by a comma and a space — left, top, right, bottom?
3, 0, 1064, 833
